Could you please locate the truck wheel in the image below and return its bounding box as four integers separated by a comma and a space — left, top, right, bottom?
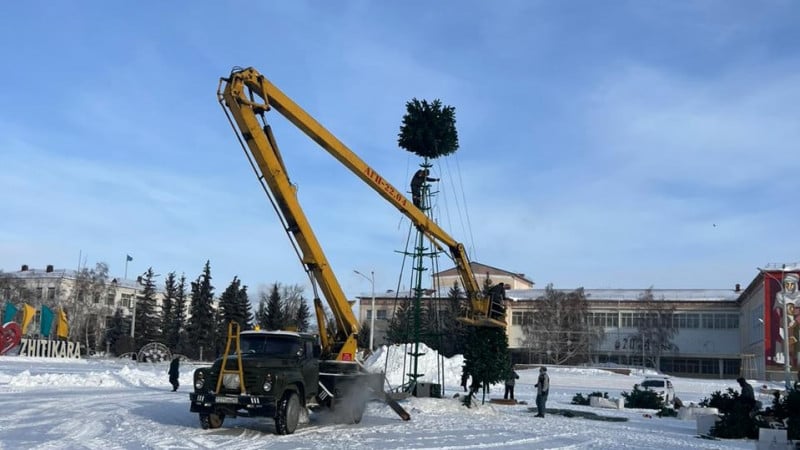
350, 400, 365, 424
275, 391, 300, 435
334, 398, 365, 424
199, 413, 224, 429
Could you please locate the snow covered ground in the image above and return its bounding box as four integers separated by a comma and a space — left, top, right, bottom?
0, 346, 776, 449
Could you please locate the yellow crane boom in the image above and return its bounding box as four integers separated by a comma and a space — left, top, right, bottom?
217, 67, 505, 359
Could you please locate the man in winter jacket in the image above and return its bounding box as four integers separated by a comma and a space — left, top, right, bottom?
168, 357, 180, 391
534, 366, 549, 417
504, 367, 520, 400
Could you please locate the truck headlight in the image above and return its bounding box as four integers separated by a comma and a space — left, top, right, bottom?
194, 371, 205, 390
223, 374, 240, 389
263, 374, 273, 392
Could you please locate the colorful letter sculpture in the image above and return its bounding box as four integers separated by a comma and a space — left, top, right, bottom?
1, 322, 22, 355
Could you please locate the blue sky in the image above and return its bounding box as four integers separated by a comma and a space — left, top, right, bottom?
1, 1, 799, 300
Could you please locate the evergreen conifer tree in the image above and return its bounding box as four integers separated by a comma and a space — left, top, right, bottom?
174, 274, 187, 354
161, 272, 179, 350
398, 99, 459, 158
357, 320, 371, 350
295, 298, 311, 332
236, 284, 253, 330
461, 275, 512, 405
440, 281, 468, 357
215, 276, 244, 351
385, 298, 413, 344
463, 326, 512, 405
254, 293, 268, 329
185, 261, 215, 360
104, 308, 127, 355
265, 283, 285, 330
134, 267, 160, 350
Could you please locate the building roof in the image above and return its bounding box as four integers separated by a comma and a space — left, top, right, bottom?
3, 267, 142, 289
506, 288, 741, 302
434, 262, 534, 285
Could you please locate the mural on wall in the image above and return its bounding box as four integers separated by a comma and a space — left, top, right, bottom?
765, 271, 800, 368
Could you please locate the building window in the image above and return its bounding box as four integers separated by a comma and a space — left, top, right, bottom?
702, 314, 714, 329
47, 287, 56, 300
523, 312, 534, 325
621, 313, 633, 328
723, 359, 741, 375
37, 287, 44, 299
106, 292, 115, 306
686, 314, 699, 329
701, 359, 717, 375
512, 312, 523, 326
376, 310, 387, 320
714, 314, 726, 329
365, 310, 372, 320
121, 293, 132, 309
726, 314, 739, 329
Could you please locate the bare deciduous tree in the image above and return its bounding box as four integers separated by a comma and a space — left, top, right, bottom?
520, 285, 603, 365
633, 288, 678, 370
68, 262, 116, 353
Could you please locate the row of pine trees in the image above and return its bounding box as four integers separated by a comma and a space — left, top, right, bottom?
104, 261, 311, 360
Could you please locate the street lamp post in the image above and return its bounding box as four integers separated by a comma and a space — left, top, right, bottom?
130, 292, 138, 338
354, 269, 375, 351
131, 275, 145, 339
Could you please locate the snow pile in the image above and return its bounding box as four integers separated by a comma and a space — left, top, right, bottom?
364, 343, 464, 388
7, 368, 123, 388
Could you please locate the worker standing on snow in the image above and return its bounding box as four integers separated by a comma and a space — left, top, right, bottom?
461, 366, 470, 392
534, 366, 550, 417
504, 366, 520, 400
169, 357, 180, 391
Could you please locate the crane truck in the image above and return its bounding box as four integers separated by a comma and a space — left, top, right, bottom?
189, 67, 506, 434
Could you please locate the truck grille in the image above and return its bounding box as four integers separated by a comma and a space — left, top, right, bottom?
209, 370, 264, 395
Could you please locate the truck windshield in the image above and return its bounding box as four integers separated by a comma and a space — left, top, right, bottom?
240, 335, 302, 357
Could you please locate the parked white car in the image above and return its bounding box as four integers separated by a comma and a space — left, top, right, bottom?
641, 376, 675, 403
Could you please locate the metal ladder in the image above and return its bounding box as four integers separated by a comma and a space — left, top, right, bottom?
215, 321, 246, 394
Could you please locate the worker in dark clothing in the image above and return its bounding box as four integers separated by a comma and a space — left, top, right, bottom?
169, 357, 180, 391
410, 168, 438, 209
504, 366, 520, 400
461, 366, 470, 392
737, 377, 755, 410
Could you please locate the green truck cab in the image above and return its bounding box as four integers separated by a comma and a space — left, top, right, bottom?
190, 330, 380, 434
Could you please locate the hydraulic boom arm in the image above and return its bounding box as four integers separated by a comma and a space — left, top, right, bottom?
218, 67, 505, 359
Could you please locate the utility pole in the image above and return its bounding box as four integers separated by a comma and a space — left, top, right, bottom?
354, 269, 376, 350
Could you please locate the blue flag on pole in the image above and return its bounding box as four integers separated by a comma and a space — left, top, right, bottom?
40, 305, 54, 337
126, 254, 133, 262
3, 301, 17, 324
